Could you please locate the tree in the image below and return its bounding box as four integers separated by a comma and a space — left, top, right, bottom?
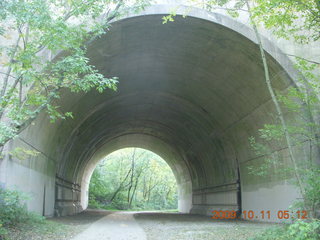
185, 0, 320, 217
0, 0, 150, 148
190, 0, 320, 43
252, 0, 320, 43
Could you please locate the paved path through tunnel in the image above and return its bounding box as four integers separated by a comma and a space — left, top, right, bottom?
71, 211, 146, 240
66, 210, 275, 240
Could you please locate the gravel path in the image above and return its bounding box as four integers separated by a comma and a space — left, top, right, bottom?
134, 212, 275, 240
70, 211, 147, 240
38, 209, 275, 240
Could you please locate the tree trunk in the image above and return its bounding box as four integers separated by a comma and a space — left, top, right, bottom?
245, 0, 307, 211
127, 148, 136, 203
129, 177, 139, 208
109, 168, 132, 202
0, 35, 21, 100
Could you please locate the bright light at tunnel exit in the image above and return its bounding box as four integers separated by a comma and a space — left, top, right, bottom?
88, 148, 178, 211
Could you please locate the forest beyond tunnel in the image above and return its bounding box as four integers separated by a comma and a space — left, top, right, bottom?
1, 6, 303, 222
88, 148, 179, 211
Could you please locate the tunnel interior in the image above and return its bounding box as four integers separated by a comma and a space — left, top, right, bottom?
3, 9, 303, 222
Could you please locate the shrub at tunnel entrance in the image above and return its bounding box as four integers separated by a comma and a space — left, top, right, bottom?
89, 148, 178, 211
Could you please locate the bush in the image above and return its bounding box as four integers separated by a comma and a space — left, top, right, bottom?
0, 221, 8, 239
0, 187, 44, 239
0, 187, 31, 226
288, 220, 320, 240
250, 219, 320, 240
88, 197, 104, 209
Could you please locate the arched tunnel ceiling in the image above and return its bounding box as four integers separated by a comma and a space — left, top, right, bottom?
33, 11, 296, 193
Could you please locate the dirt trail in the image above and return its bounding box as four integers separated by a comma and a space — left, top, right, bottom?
70, 211, 147, 240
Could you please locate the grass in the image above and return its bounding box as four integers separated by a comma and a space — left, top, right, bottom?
3, 219, 76, 240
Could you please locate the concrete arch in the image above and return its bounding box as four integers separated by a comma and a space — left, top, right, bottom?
1, 5, 305, 222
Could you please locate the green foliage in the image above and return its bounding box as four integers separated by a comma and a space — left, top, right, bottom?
250, 219, 320, 240
0, 0, 150, 147
258, 124, 284, 141
162, 10, 177, 24
0, 188, 29, 227
249, 124, 320, 217
0, 123, 16, 145
247, 134, 289, 179
196, 0, 320, 221
8, 147, 39, 161
0, 222, 8, 239
249, 225, 290, 240
0, 187, 43, 227
294, 165, 320, 215
0, 187, 45, 239
182, 4, 319, 240
89, 148, 178, 211
252, 0, 320, 43
191, 0, 320, 44
288, 219, 320, 240
247, 57, 320, 217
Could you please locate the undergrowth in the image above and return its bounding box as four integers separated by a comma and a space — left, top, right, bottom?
0, 187, 71, 240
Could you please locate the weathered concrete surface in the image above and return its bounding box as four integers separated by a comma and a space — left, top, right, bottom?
0, 5, 311, 222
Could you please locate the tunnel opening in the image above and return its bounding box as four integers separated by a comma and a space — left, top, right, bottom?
87, 147, 178, 211
75, 136, 193, 217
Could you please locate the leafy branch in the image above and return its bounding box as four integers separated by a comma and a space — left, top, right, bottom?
0, 0, 150, 147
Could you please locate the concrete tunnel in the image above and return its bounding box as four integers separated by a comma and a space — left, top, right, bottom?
1, 5, 304, 222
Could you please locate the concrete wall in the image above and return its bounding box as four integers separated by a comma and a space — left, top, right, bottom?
0, 4, 315, 222
0, 132, 56, 216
